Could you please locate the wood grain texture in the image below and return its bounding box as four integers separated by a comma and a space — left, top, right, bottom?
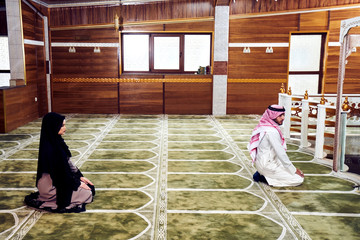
119, 82, 163, 114
216, 0, 230, 6
0, 0, 49, 133
22, 3, 48, 117
24, 44, 48, 117
164, 82, 212, 114
34, 46, 48, 116
213, 61, 227, 75
3, 86, 39, 133
228, 47, 288, 79
163, 20, 214, 31
19, 0, 360, 118
227, 82, 283, 114
122, 24, 164, 32
230, 0, 360, 15
328, 8, 360, 42
0, 90, 4, 132
229, 14, 298, 42
300, 11, 329, 31
51, 29, 119, 78
49, 0, 214, 27
52, 82, 119, 113
22, 2, 37, 40
325, 46, 360, 94
51, 28, 118, 42
51, 47, 119, 78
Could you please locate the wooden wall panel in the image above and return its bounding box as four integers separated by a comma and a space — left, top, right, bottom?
50, 6, 114, 27
230, 0, 360, 15
35, 46, 48, 116
119, 82, 163, 114
52, 82, 118, 114
324, 46, 360, 94
51, 29, 119, 79
164, 75, 212, 80
122, 24, 164, 32
49, 0, 214, 27
51, 47, 119, 78
228, 47, 289, 79
24, 44, 47, 117
325, 46, 340, 82
328, 8, 360, 42
4, 86, 39, 132
23, 5, 48, 116
25, 45, 38, 85
0, 0, 49, 133
300, 11, 329, 31
164, 20, 214, 31
229, 14, 298, 42
51, 29, 118, 42
227, 82, 284, 114
0, 90, 4, 133
164, 82, 212, 114
325, 79, 360, 93
22, 2, 36, 40
22, 0, 360, 118
325, 8, 360, 94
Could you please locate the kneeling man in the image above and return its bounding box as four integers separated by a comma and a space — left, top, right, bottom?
248, 105, 304, 187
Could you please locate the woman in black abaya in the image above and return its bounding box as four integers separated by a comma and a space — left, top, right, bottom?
25, 112, 95, 213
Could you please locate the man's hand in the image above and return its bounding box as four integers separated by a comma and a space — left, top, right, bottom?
295, 168, 304, 178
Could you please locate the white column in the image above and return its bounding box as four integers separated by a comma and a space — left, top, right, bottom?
212, 6, 229, 115
282, 94, 292, 139
278, 93, 285, 107
300, 99, 310, 148
6, 0, 25, 82
315, 104, 326, 159
339, 111, 348, 171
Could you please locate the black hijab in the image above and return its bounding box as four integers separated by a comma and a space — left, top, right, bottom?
36, 112, 80, 209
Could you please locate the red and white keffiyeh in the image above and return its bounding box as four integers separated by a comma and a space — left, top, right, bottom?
248, 105, 286, 163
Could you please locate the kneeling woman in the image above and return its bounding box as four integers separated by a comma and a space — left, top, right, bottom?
25, 112, 95, 213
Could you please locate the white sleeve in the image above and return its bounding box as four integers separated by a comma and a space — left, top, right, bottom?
267, 131, 296, 174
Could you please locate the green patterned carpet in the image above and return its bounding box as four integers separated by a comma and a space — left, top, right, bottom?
0, 114, 359, 240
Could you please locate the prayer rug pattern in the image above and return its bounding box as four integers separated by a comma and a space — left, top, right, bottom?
0, 114, 359, 240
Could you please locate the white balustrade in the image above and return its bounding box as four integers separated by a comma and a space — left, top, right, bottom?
300, 99, 310, 148
314, 104, 327, 159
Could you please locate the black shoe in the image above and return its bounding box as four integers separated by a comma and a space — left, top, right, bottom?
56, 204, 86, 213
87, 184, 95, 197
24, 191, 44, 208
253, 171, 261, 182
253, 171, 268, 184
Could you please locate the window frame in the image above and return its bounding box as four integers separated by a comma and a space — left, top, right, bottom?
121, 32, 212, 74
287, 32, 328, 94
0, 35, 11, 87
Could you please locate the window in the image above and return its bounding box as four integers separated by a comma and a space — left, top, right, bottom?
123, 34, 149, 71
0, 36, 10, 87
122, 33, 211, 74
288, 33, 327, 94
153, 35, 180, 70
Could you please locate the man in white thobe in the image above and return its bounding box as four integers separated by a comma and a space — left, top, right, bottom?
248, 105, 304, 187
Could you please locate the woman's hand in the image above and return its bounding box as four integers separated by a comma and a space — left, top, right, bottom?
80, 177, 94, 186
295, 168, 305, 178
80, 181, 91, 190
